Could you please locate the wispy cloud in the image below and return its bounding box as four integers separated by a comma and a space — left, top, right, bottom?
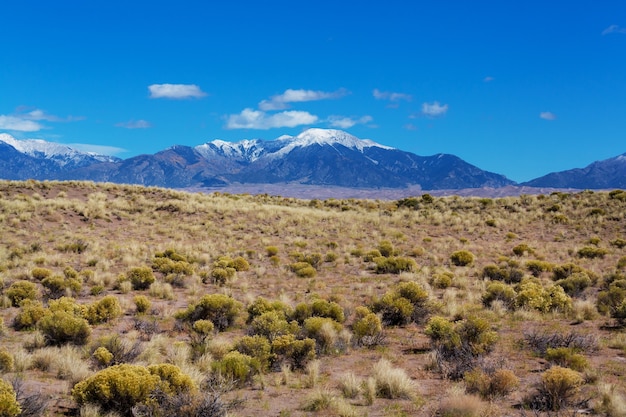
540, 111, 557, 120
0, 115, 44, 132
327, 115, 373, 129
372, 89, 412, 102
148, 84, 207, 99
0, 107, 84, 132
602, 25, 626, 35
115, 119, 152, 129
69, 143, 126, 156
422, 101, 449, 118
483, 76, 495, 82
226, 108, 318, 129
259, 88, 348, 111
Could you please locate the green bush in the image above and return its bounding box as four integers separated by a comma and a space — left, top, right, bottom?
38, 310, 91, 346
450, 250, 474, 267
266, 246, 279, 257
5, 280, 38, 307
271, 334, 316, 369
13, 300, 47, 330
31, 267, 53, 280
310, 299, 345, 323
577, 246, 609, 259
552, 263, 583, 281
93, 346, 114, 366
352, 309, 383, 345
610, 238, 626, 249
211, 351, 260, 387
464, 368, 519, 400
0, 348, 14, 372
41, 274, 82, 298
482, 264, 524, 283
134, 295, 151, 314
545, 347, 588, 371
234, 335, 272, 371
210, 267, 235, 285
556, 272, 591, 296
378, 240, 394, 257
515, 279, 572, 313
289, 262, 316, 278
617, 256, 626, 270
482, 282, 516, 309
526, 260, 553, 277
372, 256, 416, 274
127, 266, 155, 290
249, 311, 298, 341
85, 295, 122, 325
537, 366, 583, 411
512, 243, 534, 256
371, 281, 429, 325
0, 379, 21, 417
303, 317, 343, 354
246, 297, 292, 323
176, 294, 242, 331
72, 363, 193, 414
192, 319, 214, 335
363, 249, 382, 262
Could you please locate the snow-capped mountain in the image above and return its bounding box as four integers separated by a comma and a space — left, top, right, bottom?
0, 128, 534, 190
0, 134, 119, 168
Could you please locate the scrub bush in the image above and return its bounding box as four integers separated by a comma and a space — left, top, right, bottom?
13, 300, 47, 330
371, 281, 429, 325
127, 266, 155, 290
450, 250, 474, 267
372, 256, 416, 274
6, 280, 38, 307
176, 294, 242, 331
133, 295, 151, 314
515, 279, 572, 313
271, 334, 316, 369
234, 335, 272, 371
0, 379, 21, 417
211, 351, 260, 387
482, 281, 516, 309
249, 311, 298, 341
37, 310, 91, 346
85, 295, 122, 325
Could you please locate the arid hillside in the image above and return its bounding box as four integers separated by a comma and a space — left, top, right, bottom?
0, 180, 625, 417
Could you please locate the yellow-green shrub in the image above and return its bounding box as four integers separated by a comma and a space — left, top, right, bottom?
246, 297, 292, 323
516, 279, 572, 313
303, 317, 342, 354
133, 295, 151, 314
93, 347, 113, 366
538, 366, 584, 411
176, 294, 242, 331
13, 300, 47, 330
482, 282, 516, 309
37, 310, 91, 346
146, 363, 196, 394
0, 379, 21, 417
450, 250, 474, 266
545, 347, 588, 371
127, 266, 155, 290
371, 281, 429, 325
464, 368, 519, 400
352, 310, 383, 344
372, 256, 416, 274
5, 280, 38, 307
72, 364, 157, 412
85, 295, 122, 325
192, 319, 214, 335
271, 334, 316, 369
211, 351, 259, 386
250, 311, 298, 341
234, 335, 272, 371
0, 348, 14, 372
31, 267, 53, 280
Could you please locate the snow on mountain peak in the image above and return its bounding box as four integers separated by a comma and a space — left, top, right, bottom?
0, 133, 117, 166
274, 128, 393, 156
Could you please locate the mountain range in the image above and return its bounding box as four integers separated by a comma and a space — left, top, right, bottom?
0, 129, 624, 193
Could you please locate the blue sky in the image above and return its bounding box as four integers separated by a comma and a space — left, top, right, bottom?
1, 1, 625, 183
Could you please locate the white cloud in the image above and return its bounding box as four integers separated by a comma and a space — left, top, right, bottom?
115, 119, 152, 129
69, 143, 127, 156
0, 115, 44, 132
483, 76, 495, 82
602, 25, 626, 35
422, 101, 449, 117
259, 88, 347, 111
540, 111, 557, 120
226, 108, 318, 129
327, 115, 373, 129
148, 84, 207, 99
372, 89, 412, 102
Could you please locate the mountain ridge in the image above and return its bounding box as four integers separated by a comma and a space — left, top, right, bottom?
1, 129, 624, 192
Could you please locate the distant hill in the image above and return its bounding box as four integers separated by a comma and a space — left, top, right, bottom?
0, 129, 514, 190
522, 153, 626, 189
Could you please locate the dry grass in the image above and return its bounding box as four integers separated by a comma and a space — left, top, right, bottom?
0, 181, 625, 415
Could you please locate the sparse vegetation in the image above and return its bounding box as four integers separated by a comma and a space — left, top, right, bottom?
0, 181, 624, 416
